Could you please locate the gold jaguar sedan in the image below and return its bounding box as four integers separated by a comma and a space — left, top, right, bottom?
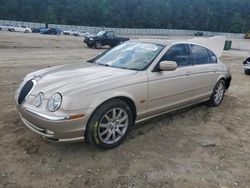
15, 39, 231, 149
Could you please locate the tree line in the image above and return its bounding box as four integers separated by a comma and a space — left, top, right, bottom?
0, 0, 249, 33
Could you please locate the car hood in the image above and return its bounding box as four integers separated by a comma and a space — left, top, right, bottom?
29, 63, 138, 98
86, 35, 103, 39
85, 34, 95, 37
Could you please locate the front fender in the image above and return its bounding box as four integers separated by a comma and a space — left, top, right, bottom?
88, 91, 137, 109
61, 77, 148, 115
61, 91, 137, 111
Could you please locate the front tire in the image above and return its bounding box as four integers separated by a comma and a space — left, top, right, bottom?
24, 30, 29, 33
86, 99, 133, 149
207, 79, 226, 107
94, 42, 102, 49
87, 43, 93, 48
245, 69, 250, 75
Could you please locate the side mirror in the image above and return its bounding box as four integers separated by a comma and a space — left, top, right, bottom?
159, 61, 177, 71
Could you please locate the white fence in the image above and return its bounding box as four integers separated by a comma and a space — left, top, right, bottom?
0, 19, 245, 39
0, 20, 45, 29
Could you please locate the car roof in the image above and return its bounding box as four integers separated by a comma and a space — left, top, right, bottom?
131, 38, 196, 46
132, 38, 214, 48
130, 38, 223, 57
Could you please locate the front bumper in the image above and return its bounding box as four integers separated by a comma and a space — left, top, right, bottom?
244, 65, 250, 70
84, 38, 94, 45
17, 106, 92, 142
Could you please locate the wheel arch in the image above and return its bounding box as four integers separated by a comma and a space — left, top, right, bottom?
90, 95, 137, 123
216, 75, 231, 90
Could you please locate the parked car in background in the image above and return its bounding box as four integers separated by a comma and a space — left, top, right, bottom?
194, 32, 204, 36
40, 28, 62, 35
84, 30, 129, 48
243, 57, 250, 75
244, 32, 250, 39
63, 30, 90, 37
32, 27, 46, 33
15, 39, 231, 149
8, 25, 32, 33
73, 31, 90, 37
63, 29, 76, 35
0, 24, 13, 31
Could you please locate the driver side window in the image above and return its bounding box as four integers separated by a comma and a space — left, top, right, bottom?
160, 44, 190, 67
106, 32, 114, 38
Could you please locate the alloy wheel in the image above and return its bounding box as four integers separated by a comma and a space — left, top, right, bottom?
98, 108, 128, 144
214, 82, 225, 105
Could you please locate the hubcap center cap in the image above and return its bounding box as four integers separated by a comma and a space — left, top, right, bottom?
109, 122, 117, 130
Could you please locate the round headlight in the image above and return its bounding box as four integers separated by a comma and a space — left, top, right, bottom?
34, 92, 44, 107
89, 38, 93, 40
47, 93, 62, 112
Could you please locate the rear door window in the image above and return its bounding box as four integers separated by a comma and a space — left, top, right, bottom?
106, 32, 114, 38
208, 50, 217, 64
190, 44, 209, 65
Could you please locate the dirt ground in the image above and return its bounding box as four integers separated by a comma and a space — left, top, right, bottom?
0, 31, 249, 188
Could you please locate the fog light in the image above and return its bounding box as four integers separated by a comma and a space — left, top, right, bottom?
45, 129, 54, 135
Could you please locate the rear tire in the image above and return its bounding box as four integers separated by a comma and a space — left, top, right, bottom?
86, 99, 133, 149
207, 79, 226, 107
24, 30, 29, 33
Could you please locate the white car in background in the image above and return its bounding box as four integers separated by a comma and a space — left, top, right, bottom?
8, 25, 32, 33
63, 29, 90, 37
73, 31, 90, 37
63, 29, 76, 35
0, 24, 13, 31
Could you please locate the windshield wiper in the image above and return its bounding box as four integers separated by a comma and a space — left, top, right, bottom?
93, 62, 138, 71
93, 62, 111, 67
128, 68, 139, 71
116, 67, 139, 71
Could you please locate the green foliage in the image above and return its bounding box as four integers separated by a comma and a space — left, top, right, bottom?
44, 6, 57, 24
0, 0, 249, 33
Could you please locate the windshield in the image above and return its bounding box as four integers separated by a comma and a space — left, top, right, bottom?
94, 42, 163, 71
97, 31, 106, 36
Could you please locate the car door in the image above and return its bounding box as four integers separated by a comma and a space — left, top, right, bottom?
147, 44, 194, 115
16, 26, 21, 32
21, 26, 26, 32
188, 44, 221, 100
104, 32, 115, 46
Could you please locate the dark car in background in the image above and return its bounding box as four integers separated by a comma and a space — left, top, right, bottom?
40, 28, 62, 35
243, 57, 250, 75
194, 32, 204, 36
32, 27, 46, 33
244, 32, 250, 39
84, 31, 129, 49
